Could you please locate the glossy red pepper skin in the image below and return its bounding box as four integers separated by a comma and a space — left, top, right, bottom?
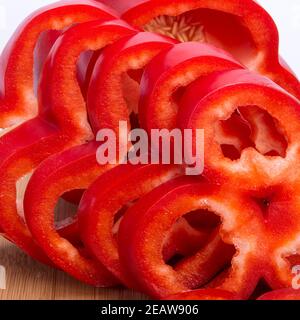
24, 142, 118, 286
17, 28, 180, 266
177, 71, 300, 294
50, 31, 178, 202
0, 0, 118, 129
118, 176, 300, 299
87, 32, 177, 134
22, 25, 182, 280
117, 177, 241, 298
78, 163, 184, 284
163, 289, 241, 300
1, 0, 298, 298
0, 19, 138, 264
178, 69, 300, 190
257, 289, 300, 300
78, 164, 230, 289
104, 0, 300, 98
59, 31, 177, 206
138, 42, 243, 132
23, 147, 208, 284
38, 19, 137, 136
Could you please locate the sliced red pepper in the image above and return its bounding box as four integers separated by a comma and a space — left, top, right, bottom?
0, 19, 138, 263
118, 176, 300, 299
76, 165, 232, 289
0, 0, 117, 129
178, 69, 300, 189
163, 289, 241, 300
103, 0, 300, 98
46, 31, 179, 203
138, 42, 243, 132
10, 27, 178, 265
26, 158, 214, 286
87, 32, 177, 133
24, 151, 235, 288
78, 163, 184, 283
2, 0, 297, 298
24, 142, 118, 285
117, 177, 247, 298
257, 289, 300, 300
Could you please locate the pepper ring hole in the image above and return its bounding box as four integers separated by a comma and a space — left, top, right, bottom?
215, 106, 288, 160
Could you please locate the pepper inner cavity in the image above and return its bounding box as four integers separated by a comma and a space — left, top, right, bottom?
143, 9, 257, 67
216, 106, 288, 160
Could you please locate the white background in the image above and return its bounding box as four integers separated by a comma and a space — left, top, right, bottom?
0, 0, 299, 76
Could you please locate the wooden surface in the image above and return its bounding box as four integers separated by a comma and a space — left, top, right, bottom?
0, 237, 148, 300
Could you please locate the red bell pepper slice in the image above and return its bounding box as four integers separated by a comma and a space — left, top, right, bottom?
87, 32, 177, 134
0, 0, 117, 129
118, 176, 300, 299
25, 149, 216, 286
104, 0, 300, 98
257, 289, 300, 300
24, 142, 119, 286
11, 27, 178, 265
138, 42, 243, 132
57, 32, 179, 205
117, 177, 245, 298
77, 163, 189, 284
163, 289, 241, 300
0, 19, 137, 264
56, 31, 177, 205
25, 158, 230, 287
178, 69, 300, 189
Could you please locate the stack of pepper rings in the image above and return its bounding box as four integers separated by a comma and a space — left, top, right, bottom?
0, 0, 300, 300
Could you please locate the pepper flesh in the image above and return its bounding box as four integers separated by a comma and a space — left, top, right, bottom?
118, 176, 300, 299
178, 69, 300, 189
54, 31, 177, 206
103, 0, 300, 98
14, 28, 179, 265
0, 19, 137, 263
138, 42, 243, 132
0, 0, 118, 129
87, 31, 177, 134
0, 0, 299, 299
78, 166, 233, 290
78, 163, 184, 284
117, 177, 239, 298
24, 142, 117, 286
